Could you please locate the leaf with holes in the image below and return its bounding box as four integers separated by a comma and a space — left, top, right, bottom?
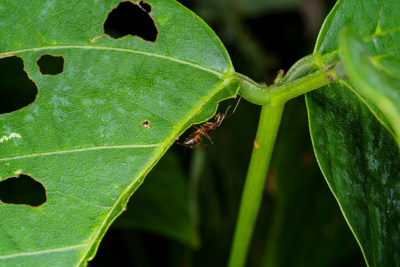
306, 0, 400, 265
0, 0, 240, 265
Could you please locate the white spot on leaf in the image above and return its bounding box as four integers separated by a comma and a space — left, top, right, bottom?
0, 133, 21, 143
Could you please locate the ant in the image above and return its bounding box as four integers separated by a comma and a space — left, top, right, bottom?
179, 96, 241, 148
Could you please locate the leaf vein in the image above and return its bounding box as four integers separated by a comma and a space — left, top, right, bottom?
365, 27, 400, 41
68, 0, 91, 44
1, 46, 225, 77
0, 243, 87, 259
0, 144, 161, 162
3, 0, 44, 46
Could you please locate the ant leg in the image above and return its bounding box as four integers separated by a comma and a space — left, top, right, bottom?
201, 131, 213, 142
201, 131, 213, 146
191, 125, 202, 134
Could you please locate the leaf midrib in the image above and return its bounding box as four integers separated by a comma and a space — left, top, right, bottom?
0, 45, 227, 77
0, 243, 87, 260
0, 144, 161, 162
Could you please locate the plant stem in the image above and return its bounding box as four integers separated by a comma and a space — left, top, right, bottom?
228, 57, 340, 267
234, 72, 270, 105
269, 67, 337, 105
236, 59, 338, 106
228, 103, 285, 267
188, 146, 205, 248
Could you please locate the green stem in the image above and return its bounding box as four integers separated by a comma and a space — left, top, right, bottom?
236, 59, 338, 106
269, 67, 337, 105
227, 57, 340, 267
235, 72, 270, 105
188, 146, 205, 248
228, 103, 285, 267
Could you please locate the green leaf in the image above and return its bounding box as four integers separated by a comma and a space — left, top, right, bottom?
306, 0, 400, 266
339, 27, 400, 140
0, 0, 239, 265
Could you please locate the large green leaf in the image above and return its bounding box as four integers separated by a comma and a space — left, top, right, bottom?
306, 0, 400, 265
0, 0, 239, 265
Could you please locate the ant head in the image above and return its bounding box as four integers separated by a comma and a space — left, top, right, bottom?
214, 95, 241, 125
213, 113, 224, 126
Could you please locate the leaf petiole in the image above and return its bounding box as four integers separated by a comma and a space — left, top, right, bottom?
235, 57, 339, 106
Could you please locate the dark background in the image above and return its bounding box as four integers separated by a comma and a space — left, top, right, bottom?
91, 0, 366, 266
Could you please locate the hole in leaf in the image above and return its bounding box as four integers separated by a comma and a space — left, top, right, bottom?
0, 174, 47, 207
0, 56, 38, 114
141, 119, 150, 128
37, 54, 64, 75
103, 1, 158, 42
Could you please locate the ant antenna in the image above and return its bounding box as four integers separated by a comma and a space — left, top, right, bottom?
225, 94, 242, 119
232, 94, 242, 114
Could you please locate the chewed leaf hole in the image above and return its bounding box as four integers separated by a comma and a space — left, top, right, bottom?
0, 56, 38, 114
103, 0, 158, 42
37, 54, 64, 75
141, 119, 150, 128
0, 174, 47, 207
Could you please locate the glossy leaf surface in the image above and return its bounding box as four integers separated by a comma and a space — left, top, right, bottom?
0, 0, 239, 265
339, 27, 400, 140
306, 0, 400, 265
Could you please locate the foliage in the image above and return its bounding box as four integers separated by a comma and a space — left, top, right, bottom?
0, 0, 399, 266
307, 1, 400, 265
0, 0, 238, 265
